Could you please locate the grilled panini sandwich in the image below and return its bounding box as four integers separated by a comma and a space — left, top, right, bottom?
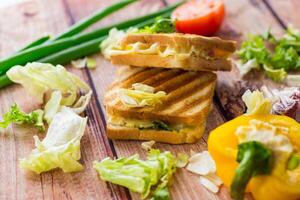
108, 33, 236, 72
104, 66, 216, 144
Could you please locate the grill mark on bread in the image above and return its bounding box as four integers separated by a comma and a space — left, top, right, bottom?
110, 71, 199, 112
154, 71, 199, 93
158, 78, 214, 113
184, 99, 211, 116
141, 69, 183, 87
172, 84, 214, 114
108, 67, 148, 89
105, 69, 183, 108
117, 67, 163, 88
116, 66, 145, 82
107, 67, 162, 94
104, 68, 216, 125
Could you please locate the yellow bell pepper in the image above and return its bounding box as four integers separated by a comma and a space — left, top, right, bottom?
208, 114, 300, 200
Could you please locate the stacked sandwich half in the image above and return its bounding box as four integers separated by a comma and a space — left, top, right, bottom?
103, 32, 236, 144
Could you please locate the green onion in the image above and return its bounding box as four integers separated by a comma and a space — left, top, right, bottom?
0, 2, 182, 88
0, 75, 11, 88
0, 3, 180, 76
39, 37, 105, 64
17, 0, 137, 52
38, 13, 170, 64
73, 3, 178, 42
52, 0, 137, 40
19, 36, 50, 51
0, 13, 172, 88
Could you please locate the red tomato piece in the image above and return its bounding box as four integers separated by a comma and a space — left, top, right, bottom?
172, 0, 225, 36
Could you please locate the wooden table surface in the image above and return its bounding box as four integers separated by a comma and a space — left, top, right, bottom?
0, 0, 298, 199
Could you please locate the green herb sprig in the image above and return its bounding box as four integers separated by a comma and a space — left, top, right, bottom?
238, 26, 300, 82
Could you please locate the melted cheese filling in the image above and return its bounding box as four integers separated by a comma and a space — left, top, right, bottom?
108, 114, 195, 133
108, 42, 231, 60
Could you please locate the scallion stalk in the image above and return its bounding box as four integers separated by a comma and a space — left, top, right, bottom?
18, 36, 50, 51
0, 2, 180, 76
53, 0, 137, 40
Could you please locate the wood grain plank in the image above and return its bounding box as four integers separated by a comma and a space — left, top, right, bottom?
0, 0, 127, 200
64, 0, 230, 199
0, 1, 71, 199
263, 0, 298, 28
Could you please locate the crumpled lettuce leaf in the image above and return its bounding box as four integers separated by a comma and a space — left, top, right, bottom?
94, 149, 176, 199
175, 153, 189, 168
71, 57, 97, 69
118, 83, 166, 107
0, 103, 44, 131
263, 64, 287, 82
71, 90, 92, 114
44, 90, 62, 124
242, 90, 272, 115
236, 59, 260, 77
6, 62, 90, 106
151, 187, 170, 200
20, 107, 87, 174
238, 34, 270, 65
44, 90, 92, 124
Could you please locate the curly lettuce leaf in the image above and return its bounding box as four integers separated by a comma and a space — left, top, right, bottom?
271, 47, 300, 71
138, 17, 175, 34
20, 107, 87, 174
151, 187, 170, 200
44, 90, 92, 124
237, 27, 300, 82
44, 90, 62, 124
0, 103, 44, 131
263, 64, 287, 82
236, 59, 260, 77
238, 34, 270, 65
71, 90, 92, 114
94, 149, 176, 199
6, 62, 90, 106
242, 90, 272, 115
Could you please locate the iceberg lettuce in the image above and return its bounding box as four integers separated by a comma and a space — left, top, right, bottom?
20, 107, 87, 174
44, 90, 62, 124
44, 90, 92, 123
94, 149, 176, 199
6, 62, 90, 106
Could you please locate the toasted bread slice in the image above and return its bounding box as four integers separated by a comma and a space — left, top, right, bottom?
107, 121, 206, 144
121, 33, 236, 52
104, 66, 216, 126
109, 33, 236, 71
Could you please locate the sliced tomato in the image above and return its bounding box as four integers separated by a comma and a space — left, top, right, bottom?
172, 0, 225, 36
